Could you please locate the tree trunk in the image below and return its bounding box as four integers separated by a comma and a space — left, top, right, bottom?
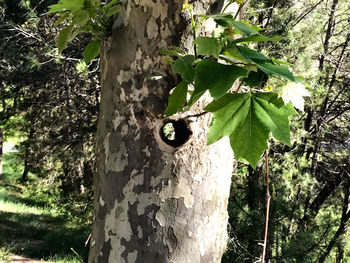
0, 130, 3, 180
22, 129, 33, 183
88, 1, 236, 262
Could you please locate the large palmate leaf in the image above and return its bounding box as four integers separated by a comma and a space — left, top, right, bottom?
194, 37, 222, 58
205, 92, 297, 167
188, 59, 248, 105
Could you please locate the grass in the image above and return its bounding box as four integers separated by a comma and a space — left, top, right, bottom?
0, 153, 90, 262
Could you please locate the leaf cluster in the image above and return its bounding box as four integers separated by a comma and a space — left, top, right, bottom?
163, 8, 303, 167
48, 0, 122, 63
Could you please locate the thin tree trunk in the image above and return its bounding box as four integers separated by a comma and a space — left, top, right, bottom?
336, 243, 344, 263
22, 159, 29, 182
88, 1, 236, 262
0, 130, 3, 180
319, 0, 339, 71
22, 129, 34, 183
319, 181, 350, 263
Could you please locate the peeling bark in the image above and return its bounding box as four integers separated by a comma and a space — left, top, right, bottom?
89, 1, 236, 262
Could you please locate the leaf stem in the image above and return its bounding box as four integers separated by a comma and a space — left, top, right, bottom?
233, 0, 249, 20
222, 2, 232, 13
190, 9, 198, 58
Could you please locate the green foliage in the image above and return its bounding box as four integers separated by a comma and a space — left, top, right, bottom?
49, 0, 123, 62
83, 39, 100, 63
166, 81, 188, 117
190, 59, 248, 104
172, 55, 196, 83
0, 181, 90, 262
223, 0, 350, 260
205, 93, 297, 166
194, 37, 222, 58
163, 1, 304, 167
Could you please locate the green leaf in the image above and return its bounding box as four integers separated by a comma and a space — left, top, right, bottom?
57, 24, 74, 54
194, 37, 222, 58
166, 81, 188, 117
83, 39, 100, 63
207, 14, 259, 36
206, 13, 235, 27
48, 4, 65, 14
257, 61, 298, 82
205, 92, 297, 167
236, 46, 269, 61
48, 0, 84, 13
236, 46, 299, 82
53, 11, 70, 26
189, 59, 248, 105
230, 21, 259, 37
79, 24, 94, 33
106, 5, 122, 17
72, 10, 90, 25
222, 46, 250, 63
243, 69, 268, 88
232, 34, 284, 44
103, 0, 118, 11
172, 55, 195, 83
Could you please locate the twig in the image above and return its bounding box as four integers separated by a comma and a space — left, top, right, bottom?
85, 233, 92, 247
261, 150, 271, 263
184, 111, 209, 119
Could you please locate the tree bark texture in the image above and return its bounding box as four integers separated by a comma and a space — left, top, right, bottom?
0, 130, 3, 179
89, 1, 236, 263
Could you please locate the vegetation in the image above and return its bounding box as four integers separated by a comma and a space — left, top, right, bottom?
222, 0, 350, 262
0, 0, 349, 262
0, 152, 89, 262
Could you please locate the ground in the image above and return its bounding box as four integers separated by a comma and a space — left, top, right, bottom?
0, 153, 90, 263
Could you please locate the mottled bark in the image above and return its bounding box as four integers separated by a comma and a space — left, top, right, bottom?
89, 1, 236, 263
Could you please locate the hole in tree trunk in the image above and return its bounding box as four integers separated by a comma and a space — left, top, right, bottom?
160, 119, 192, 147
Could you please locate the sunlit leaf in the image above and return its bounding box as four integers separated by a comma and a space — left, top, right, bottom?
279, 82, 310, 111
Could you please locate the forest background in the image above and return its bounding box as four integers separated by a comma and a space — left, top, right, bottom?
0, 0, 349, 262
